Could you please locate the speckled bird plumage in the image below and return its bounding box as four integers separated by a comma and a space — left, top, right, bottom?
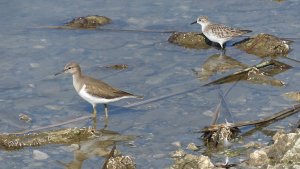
191, 16, 252, 48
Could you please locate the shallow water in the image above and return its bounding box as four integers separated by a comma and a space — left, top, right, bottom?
0, 0, 300, 168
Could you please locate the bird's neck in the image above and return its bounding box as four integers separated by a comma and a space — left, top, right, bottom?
201, 22, 210, 31
72, 72, 83, 92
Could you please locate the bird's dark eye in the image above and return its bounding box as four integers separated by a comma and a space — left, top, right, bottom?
68, 67, 71, 69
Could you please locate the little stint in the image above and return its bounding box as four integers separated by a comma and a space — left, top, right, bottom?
191, 16, 252, 49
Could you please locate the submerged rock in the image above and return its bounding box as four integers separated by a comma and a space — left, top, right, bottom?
168, 32, 211, 49
105, 64, 129, 70
33, 150, 49, 160
19, 113, 32, 123
282, 92, 300, 102
248, 150, 269, 166
235, 33, 292, 57
64, 15, 111, 29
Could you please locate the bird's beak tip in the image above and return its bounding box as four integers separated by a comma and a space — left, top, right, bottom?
190, 21, 197, 25
54, 70, 65, 76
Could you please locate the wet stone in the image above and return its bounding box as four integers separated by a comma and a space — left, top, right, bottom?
247, 130, 300, 168
282, 92, 300, 102
65, 15, 111, 29
106, 155, 136, 169
168, 32, 211, 49
105, 64, 129, 70
235, 33, 292, 57
187, 143, 199, 151
19, 113, 32, 123
248, 150, 269, 166
169, 149, 214, 169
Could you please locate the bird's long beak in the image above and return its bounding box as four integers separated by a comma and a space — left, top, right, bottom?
54, 69, 66, 76
190, 21, 197, 25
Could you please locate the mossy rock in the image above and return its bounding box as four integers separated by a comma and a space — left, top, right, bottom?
235, 33, 292, 57
168, 32, 211, 49
65, 15, 111, 29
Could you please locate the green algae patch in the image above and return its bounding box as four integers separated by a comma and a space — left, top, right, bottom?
235, 33, 292, 57
168, 32, 211, 49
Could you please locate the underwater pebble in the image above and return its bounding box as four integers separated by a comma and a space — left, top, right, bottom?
153, 153, 166, 159
33, 150, 49, 160
69, 144, 80, 151
30, 63, 40, 68
44, 105, 63, 111
28, 83, 35, 88
171, 149, 186, 158
32, 45, 45, 49
202, 110, 213, 117
19, 113, 32, 123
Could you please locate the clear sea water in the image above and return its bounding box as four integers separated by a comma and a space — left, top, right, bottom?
0, 0, 300, 168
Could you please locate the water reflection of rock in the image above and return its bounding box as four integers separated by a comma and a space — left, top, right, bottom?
203, 59, 291, 87
194, 53, 247, 81
58, 129, 135, 169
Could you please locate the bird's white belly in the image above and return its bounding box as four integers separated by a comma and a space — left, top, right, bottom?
204, 32, 228, 45
78, 84, 129, 105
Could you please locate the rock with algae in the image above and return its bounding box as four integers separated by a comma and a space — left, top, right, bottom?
168, 32, 211, 49
235, 33, 292, 57
247, 130, 300, 168
168, 32, 292, 58
65, 15, 111, 29
0, 127, 98, 150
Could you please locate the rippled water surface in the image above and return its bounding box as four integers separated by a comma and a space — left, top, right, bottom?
0, 0, 300, 168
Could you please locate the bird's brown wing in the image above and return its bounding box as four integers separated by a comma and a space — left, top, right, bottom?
83, 76, 139, 99
208, 24, 251, 38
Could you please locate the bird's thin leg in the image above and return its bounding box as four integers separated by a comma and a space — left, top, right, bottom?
220, 43, 226, 55
104, 117, 108, 129
92, 116, 97, 130
92, 105, 97, 118
221, 48, 226, 55
104, 104, 109, 119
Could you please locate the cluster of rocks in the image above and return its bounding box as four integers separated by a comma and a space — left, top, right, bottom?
169, 130, 300, 169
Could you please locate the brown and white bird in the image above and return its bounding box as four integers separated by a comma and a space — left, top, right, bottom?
191, 16, 252, 49
55, 62, 142, 118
